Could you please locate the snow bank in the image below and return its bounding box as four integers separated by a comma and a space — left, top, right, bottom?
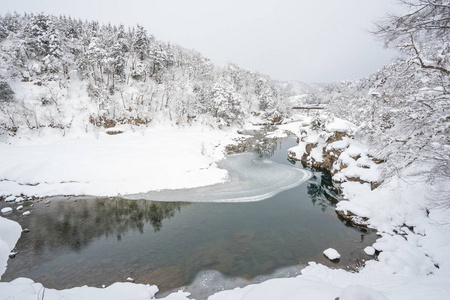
0, 125, 234, 197
0, 217, 22, 279
325, 118, 357, 134
209, 276, 340, 300
339, 285, 389, 300
0, 278, 162, 300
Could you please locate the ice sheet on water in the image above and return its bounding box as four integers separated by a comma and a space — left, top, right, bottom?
126, 153, 311, 202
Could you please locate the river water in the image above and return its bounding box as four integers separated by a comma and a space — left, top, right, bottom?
0, 132, 377, 299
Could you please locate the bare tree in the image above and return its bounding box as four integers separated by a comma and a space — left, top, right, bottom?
373, 0, 450, 75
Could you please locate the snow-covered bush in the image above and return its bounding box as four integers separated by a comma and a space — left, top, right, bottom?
310, 113, 329, 132
209, 83, 245, 127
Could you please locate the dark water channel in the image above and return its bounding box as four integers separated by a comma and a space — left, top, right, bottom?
0, 131, 377, 298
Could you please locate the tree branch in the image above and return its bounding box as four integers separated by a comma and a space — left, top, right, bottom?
409, 35, 450, 75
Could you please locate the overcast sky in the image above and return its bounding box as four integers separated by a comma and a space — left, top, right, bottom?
0, 0, 405, 83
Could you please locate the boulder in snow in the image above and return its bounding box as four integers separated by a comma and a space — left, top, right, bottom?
323, 248, 340, 261
4, 196, 15, 202
1, 207, 12, 214
364, 246, 376, 256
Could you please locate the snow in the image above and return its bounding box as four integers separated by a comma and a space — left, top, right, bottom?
0, 121, 449, 300
0, 278, 161, 300
329, 139, 347, 150
0, 125, 310, 202
265, 128, 288, 139
339, 285, 388, 300
337, 151, 381, 183
288, 141, 306, 159
323, 248, 341, 260
325, 118, 357, 134
126, 152, 311, 202
0, 217, 22, 280
0, 6, 448, 299
0, 125, 234, 197
4, 196, 15, 202
0, 207, 12, 214
364, 246, 376, 256
210, 277, 340, 300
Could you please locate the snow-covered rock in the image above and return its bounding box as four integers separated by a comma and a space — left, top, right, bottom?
323, 248, 341, 260
364, 246, 376, 256
1, 207, 12, 214
4, 196, 15, 202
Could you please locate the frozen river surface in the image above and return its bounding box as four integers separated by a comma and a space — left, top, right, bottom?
126, 152, 311, 202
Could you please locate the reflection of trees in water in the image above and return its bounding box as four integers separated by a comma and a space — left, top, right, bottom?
306, 171, 340, 212
26, 199, 185, 254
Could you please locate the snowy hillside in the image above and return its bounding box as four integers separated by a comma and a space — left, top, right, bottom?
0, 13, 290, 135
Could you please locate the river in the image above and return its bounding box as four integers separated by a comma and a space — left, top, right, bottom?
0, 131, 376, 299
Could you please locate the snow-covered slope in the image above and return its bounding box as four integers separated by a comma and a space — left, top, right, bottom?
274, 80, 322, 96
0, 13, 290, 134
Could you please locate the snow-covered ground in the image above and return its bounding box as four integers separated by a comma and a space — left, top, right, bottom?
0, 125, 234, 197
1, 120, 450, 300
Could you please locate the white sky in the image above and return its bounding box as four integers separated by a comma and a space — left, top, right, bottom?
0, 0, 405, 83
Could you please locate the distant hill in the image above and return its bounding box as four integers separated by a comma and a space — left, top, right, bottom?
274, 80, 322, 96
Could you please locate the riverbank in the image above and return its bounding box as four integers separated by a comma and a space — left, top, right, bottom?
1, 118, 449, 299
0, 124, 237, 198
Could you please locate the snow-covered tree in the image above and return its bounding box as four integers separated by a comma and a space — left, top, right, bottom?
132, 24, 151, 61
325, 0, 450, 206
0, 12, 290, 133
209, 83, 245, 127
23, 13, 62, 60
373, 0, 450, 75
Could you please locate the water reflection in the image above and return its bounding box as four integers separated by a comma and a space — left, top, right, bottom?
306, 172, 340, 212
11, 198, 185, 254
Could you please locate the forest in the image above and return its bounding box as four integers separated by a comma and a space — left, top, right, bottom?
0, 13, 288, 133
